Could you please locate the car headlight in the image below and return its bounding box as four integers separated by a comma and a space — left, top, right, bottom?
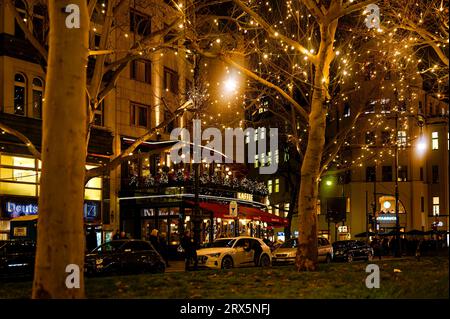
206, 253, 221, 258
96, 258, 103, 265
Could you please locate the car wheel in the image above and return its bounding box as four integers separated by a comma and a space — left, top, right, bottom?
325, 254, 332, 264
154, 262, 166, 273
259, 254, 271, 267
367, 252, 373, 261
347, 253, 353, 263
221, 256, 234, 269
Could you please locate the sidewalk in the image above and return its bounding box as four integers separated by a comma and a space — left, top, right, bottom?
165, 260, 185, 273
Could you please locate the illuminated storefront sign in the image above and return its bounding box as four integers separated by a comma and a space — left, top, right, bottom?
377, 215, 397, 222
4, 200, 99, 219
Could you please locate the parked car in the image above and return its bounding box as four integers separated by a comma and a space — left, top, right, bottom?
0, 240, 36, 280
196, 236, 272, 269
272, 237, 333, 265
85, 239, 166, 276
332, 240, 374, 262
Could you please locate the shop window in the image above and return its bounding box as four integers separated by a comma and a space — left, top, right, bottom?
163, 67, 178, 94
130, 102, 149, 128
130, 59, 151, 83
130, 9, 151, 36
0, 155, 38, 197
366, 166, 376, 182
14, 73, 27, 116
432, 132, 439, 150
32, 77, 44, 119
382, 166, 392, 182
432, 197, 440, 216
432, 165, 439, 183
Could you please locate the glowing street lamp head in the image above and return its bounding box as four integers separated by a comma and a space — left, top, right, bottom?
224, 77, 237, 92
416, 135, 427, 155
325, 180, 333, 186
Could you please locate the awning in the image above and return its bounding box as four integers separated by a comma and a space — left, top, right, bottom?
185, 200, 288, 227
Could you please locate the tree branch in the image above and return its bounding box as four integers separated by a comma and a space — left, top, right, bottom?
0, 123, 41, 160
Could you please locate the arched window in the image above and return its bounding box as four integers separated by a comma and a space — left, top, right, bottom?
14, 0, 27, 39
14, 73, 26, 116
32, 77, 44, 119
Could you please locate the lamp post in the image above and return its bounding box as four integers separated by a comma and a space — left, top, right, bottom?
394, 109, 401, 257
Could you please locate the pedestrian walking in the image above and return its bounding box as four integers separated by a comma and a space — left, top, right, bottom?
181, 230, 198, 271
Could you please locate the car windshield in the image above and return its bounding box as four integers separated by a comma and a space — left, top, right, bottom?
280, 239, 298, 248
91, 241, 124, 253
210, 239, 236, 248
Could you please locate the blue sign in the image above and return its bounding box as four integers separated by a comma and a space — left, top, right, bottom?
6, 202, 38, 218
5, 201, 99, 219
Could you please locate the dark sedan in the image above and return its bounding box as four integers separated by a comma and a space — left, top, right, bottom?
85, 239, 166, 276
0, 240, 36, 280
332, 240, 374, 262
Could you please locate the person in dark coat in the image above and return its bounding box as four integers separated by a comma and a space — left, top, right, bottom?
249, 239, 263, 266
86, 228, 98, 252
159, 232, 170, 267
112, 230, 120, 240
181, 230, 197, 271
149, 229, 160, 252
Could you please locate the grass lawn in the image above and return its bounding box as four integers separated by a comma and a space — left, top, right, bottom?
0, 256, 448, 299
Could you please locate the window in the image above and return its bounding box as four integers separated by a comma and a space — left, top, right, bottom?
366, 166, 376, 182
284, 203, 290, 217
365, 101, 376, 114
380, 99, 390, 113
245, 131, 250, 144
254, 154, 259, 168
432, 197, 440, 216
259, 153, 265, 166
260, 127, 266, 140
32, 78, 43, 119
398, 166, 407, 182
267, 180, 272, 194
419, 167, 423, 181
266, 151, 271, 166
93, 100, 104, 126
432, 165, 439, 183
274, 178, 280, 192
365, 131, 375, 145
14, 0, 27, 39
420, 196, 424, 212
14, 73, 26, 116
381, 131, 390, 144
163, 67, 178, 94
397, 131, 407, 147
382, 166, 392, 182
130, 9, 151, 36
130, 103, 149, 128
275, 149, 279, 164
432, 132, 439, 150
254, 128, 258, 142
130, 59, 151, 83
343, 103, 350, 117
274, 205, 279, 216
32, 3, 46, 43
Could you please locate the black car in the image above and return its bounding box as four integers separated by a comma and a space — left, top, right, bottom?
85, 240, 166, 276
0, 240, 36, 280
332, 240, 374, 262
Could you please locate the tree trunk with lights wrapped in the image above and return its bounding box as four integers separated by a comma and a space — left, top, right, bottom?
296, 21, 337, 271
32, 0, 89, 298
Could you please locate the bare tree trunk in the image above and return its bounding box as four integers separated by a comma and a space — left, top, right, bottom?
296, 21, 337, 271
32, 0, 89, 298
